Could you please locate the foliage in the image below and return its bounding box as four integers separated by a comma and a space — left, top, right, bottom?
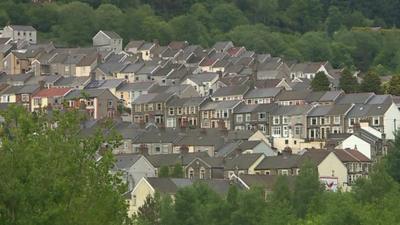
339, 68, 359, 93
360, 70, 383, 93
0, 105, 129, 225
311, 72, 331, 91
2, 0, 400, 73
158, 165, 170, 178
387, 75, 400, 96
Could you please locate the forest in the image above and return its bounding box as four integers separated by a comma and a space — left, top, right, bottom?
1, 0, 400, 74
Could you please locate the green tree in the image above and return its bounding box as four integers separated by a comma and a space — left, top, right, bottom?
339, 68, 359, 93
263, 176, 296, 225
293, 160, 324, 218
158, 165, 170, 178
135, 194, 161, 225
360, 71, 383, 93
325, 6, 343, 37
171, 164, 184, 178
95, 4, 123, 31
387, 75, 400, 96
311, 72, 331, 91
385, 132, 400, 183
211, 3, 249, 32
52, 2, 97, 46
0, 105, 128, 224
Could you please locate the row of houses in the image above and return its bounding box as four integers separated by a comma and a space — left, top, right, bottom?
117, 147, 371, 216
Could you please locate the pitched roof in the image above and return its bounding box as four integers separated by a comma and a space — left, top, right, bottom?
212, 85, 250, 98
276, 90, 312, 101
255, 155, 300, 170
8, 25, 36, 31
33, 88, 71, 97
65, 89, 108, 99
224, 153, 264, 170
100, 30, 122, 39
244, 88, 282, 98
335, 93, 375, 104
333, 149, 371, 162
113, 154, 142, 170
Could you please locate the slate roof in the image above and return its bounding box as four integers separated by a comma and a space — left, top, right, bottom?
244, 88, 282, 98
271, 105, 312, 116
117, 81, 154, 92
134, 128, 183, 144
276, 90, 312, 101
65, 89, 108, 99
97, 62, 127, 75
201, 100, 241, 110
255, 155, 300, 170
186, 73, 219, 85
347, 103, 391, 117
299, 149, 331, 165
167, 96, 206, 107
113, 121, 144, 139
101, 30, 122, 39
8, 25, 36, 31
113, 154, 142, 170
145, 152, 209, 167
212, 85, 250, 97
335, 93, 375, 104
224, 153, 264, 170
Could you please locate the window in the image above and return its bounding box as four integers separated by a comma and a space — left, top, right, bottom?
373, 117, 380, 126
236, 115, 243, 123
167, 118, 174, 127
283, 126, 289, 137
273, 116, 280, 125
334, 116, 340, 124
156, 103, 162, 111
285, 139, 289, 144
295, 126, 301, 136
325, 116, 330, 124
177, 108, 182, 115
281, 170, 289, 176
133, 195, 137, 206
320, 117, 325, 125
188, 167, 194, 179
33, 98, 41, 106
272, 126, 281, 136
107, 100, 113, 108
190, 107, 195, 114
311, 118, 317, 125
200, 167, 205, 179
258, 113, 266, 120
21, 94, 29, 102
169, 107, 174, 115
259, 124, 267, 133
120, 93, 124, 99
265, 170, 270, 175
349, 118, 355, 126
245, 113, 251, 122
282, 116, 289, 124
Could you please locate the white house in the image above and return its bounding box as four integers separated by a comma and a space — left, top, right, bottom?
1, 25, 37, 44
92, 30, 123, 53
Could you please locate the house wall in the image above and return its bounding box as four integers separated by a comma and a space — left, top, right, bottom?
338, 135, 371, 159
129, 157, 156, 187
185, 159, 212, 179
128, 179, 155, 216
75, 66, 92, 77
383, 103, 400, 140
317, 152, 348, 189
2, 26, 37, 44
